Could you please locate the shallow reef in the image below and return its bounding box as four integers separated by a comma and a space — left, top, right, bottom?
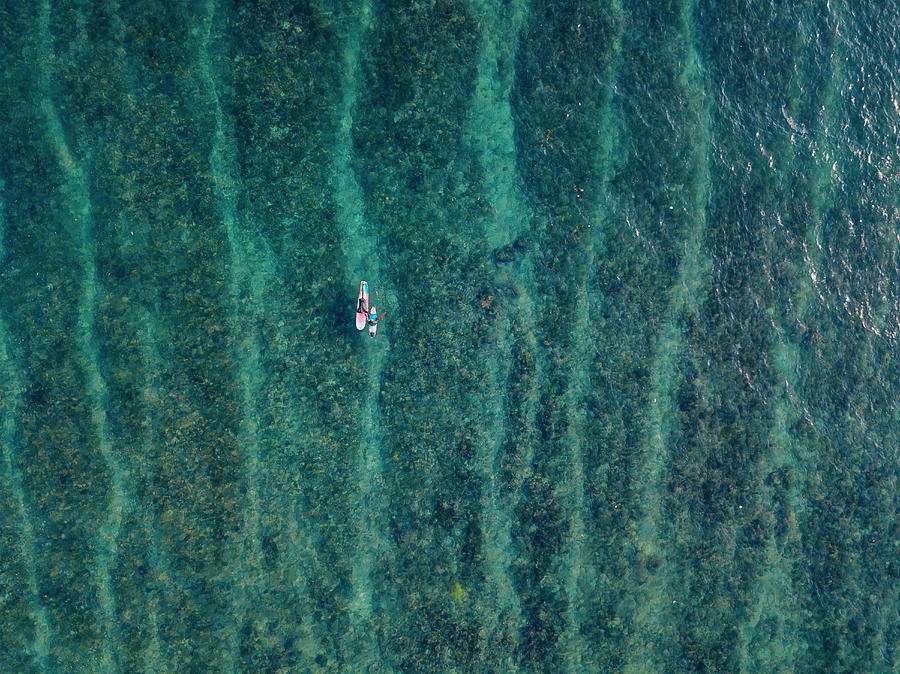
0, 0, 898, 671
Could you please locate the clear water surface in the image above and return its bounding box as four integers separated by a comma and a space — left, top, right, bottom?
1, 0, 898, 671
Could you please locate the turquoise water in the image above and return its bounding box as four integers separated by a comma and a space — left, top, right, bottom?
1, 0, 899, 671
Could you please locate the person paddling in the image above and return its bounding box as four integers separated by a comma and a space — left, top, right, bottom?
356, 280, 386, 336
367, 304, 386, 338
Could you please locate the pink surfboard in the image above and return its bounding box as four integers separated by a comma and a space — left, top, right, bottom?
356, 281, 369, 330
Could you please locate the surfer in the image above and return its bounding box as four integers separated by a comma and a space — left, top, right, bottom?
357, 280, 386, 336
367, 304, 386, 338
356, 281, 370, 331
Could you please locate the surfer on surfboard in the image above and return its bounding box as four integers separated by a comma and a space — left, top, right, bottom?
356, 280, 386, 337
356, 281, 370, 330
367, 304, 385, 338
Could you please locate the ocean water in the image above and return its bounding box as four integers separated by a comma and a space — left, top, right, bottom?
1, 0, 898, 671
